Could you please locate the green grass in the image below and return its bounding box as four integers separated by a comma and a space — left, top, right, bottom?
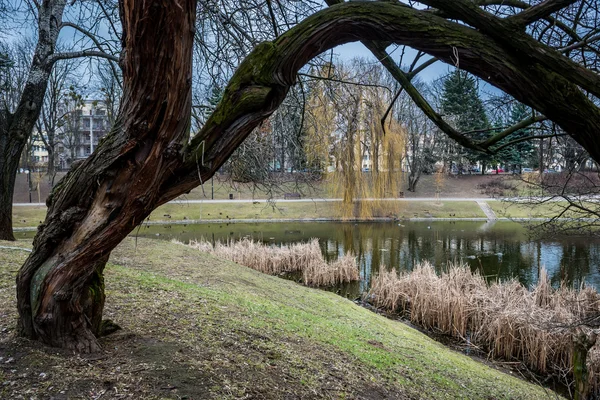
0, 238, 564, 399
489, 200, 591, 219
177, 177, 326, 200
397, 201, 485, 218
13, 200, 486, 229
12, 205, 48, 228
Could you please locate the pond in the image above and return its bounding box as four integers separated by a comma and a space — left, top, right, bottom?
18, 220, 599, 297
116, 220, 600, 299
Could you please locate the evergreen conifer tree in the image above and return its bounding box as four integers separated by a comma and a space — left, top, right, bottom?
441, 70, 492, 172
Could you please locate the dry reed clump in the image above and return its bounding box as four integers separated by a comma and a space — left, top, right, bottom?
179, 238, 359, 286
302, 252, 359, 287
367, 262, 600, 391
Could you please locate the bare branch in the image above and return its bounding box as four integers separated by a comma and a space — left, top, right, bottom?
48, 49, 120, 64
560, 32, 600, 53
491, 133, 568, 153
480, 114, 547, 147
265, 0, 279, 38
297, 72, 393, 94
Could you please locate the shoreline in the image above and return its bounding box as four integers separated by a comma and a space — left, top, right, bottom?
12, 216, 578, 232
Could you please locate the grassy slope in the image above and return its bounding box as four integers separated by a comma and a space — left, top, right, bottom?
1, 239, 559, 399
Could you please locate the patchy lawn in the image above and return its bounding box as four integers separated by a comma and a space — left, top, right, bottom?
13, 200, 485, 230
0, 238, 561, 399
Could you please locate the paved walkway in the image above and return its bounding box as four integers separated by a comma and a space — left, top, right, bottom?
14, 197, 496, 207
476, 201, 498, 220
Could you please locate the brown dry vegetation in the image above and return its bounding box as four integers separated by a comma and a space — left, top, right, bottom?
368, 262, 600, 395
182, 238, 359, 287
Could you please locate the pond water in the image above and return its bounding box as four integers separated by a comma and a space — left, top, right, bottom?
113, 220, 600, 298
18, 220, 599, 297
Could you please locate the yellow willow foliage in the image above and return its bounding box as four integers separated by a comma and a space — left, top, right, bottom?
304, 66, 336, 172
328, 89, 406, 220
434, 166, 445, 204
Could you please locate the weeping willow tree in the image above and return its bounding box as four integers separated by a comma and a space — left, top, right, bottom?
304, 64, 336, 174
307, 61, 406, 219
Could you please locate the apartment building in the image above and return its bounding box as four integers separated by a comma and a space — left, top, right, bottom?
57, 100, 110, 169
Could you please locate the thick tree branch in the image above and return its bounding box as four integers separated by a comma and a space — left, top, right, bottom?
509, 0, 578, 26
362, 41, 487, 153
478, 0, 582, 43
419, 0, 600, 98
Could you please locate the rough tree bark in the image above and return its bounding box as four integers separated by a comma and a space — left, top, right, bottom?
16, 1, 600, 351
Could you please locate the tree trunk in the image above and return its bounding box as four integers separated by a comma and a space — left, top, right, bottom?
0, 120, 19, 240
407, 172, 420, 192
573, 330, 597, 400
16, 0, 199, 352
47, 146, 56, 185
539, 137, 544, 176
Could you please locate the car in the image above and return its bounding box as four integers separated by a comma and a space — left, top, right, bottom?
521, 168, 533, 173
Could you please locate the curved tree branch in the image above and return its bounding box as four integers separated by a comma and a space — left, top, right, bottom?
419, 0, 600, 98
59, 21, 122, 88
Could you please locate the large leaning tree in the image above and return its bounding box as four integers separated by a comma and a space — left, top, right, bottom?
15, 0, 600, 352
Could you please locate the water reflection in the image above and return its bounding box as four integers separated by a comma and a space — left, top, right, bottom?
18, 220, 595, 298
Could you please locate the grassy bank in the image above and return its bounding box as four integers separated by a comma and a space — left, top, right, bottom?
13, 200, 486, 229
0, 238, 559, 399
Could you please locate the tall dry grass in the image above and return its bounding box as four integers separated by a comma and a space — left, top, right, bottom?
180, 238, 359, 286
368, 262, 600, 391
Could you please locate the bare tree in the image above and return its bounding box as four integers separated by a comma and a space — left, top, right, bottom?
37, 60, 76, 185
394, 78, 437, 192
96, 61, 123, 129
0, 0, 120, 240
